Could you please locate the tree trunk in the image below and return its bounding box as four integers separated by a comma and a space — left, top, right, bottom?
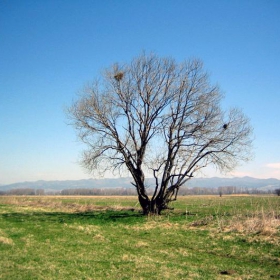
138, 195, 170, 215
134, 173, 177, 215
138, 194, 150, 215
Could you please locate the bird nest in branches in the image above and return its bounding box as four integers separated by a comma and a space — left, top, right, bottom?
114, 72, 124, 81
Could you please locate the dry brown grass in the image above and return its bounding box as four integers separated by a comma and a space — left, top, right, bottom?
225, 211, 280, 237
0, 236, 14, 245
206, 206, 280, 244
0, 229, 14, 245
0, 196, 138, 213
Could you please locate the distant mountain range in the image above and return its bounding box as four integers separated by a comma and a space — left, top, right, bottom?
0, 178, 133, 192
186, 176, 280, 191
0, 176, 280, 192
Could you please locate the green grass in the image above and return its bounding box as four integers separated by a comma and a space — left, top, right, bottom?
0, 195, 279, 279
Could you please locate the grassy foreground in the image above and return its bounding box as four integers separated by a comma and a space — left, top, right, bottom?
0, 195, 279, 279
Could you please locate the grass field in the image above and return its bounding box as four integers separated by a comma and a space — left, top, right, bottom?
0, 195, 279, 279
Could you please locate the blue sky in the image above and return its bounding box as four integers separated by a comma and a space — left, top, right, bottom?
0, 0, 280, 184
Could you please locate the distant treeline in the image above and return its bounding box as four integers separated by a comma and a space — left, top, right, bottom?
179, 186, 276, 195
0, 188, 45, 196
0, 186, 278, 196
0, 188, 137, 196
60, 188, 137, 196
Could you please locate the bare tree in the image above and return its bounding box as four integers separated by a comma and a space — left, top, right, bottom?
68, 53, 253, 215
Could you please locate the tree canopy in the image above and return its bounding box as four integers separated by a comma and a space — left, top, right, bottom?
68, 53, 253, 214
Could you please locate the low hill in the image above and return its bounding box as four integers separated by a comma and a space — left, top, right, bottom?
1, 177, 279, 193
185, 176, 280, 190
0, 178, 133, 192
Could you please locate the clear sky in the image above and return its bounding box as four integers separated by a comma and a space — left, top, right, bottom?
0, 0, 280, 184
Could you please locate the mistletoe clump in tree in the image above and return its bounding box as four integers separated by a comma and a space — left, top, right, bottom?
68, 53, 253, 215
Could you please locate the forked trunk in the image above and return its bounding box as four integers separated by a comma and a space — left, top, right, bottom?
138, 195, 169, 215
134, 173, 178, 215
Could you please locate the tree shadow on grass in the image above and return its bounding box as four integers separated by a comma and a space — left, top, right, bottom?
1, 210, 144, 226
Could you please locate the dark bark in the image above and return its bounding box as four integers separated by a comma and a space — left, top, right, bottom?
140, 197, 174, 215
136, 183, 177, 215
